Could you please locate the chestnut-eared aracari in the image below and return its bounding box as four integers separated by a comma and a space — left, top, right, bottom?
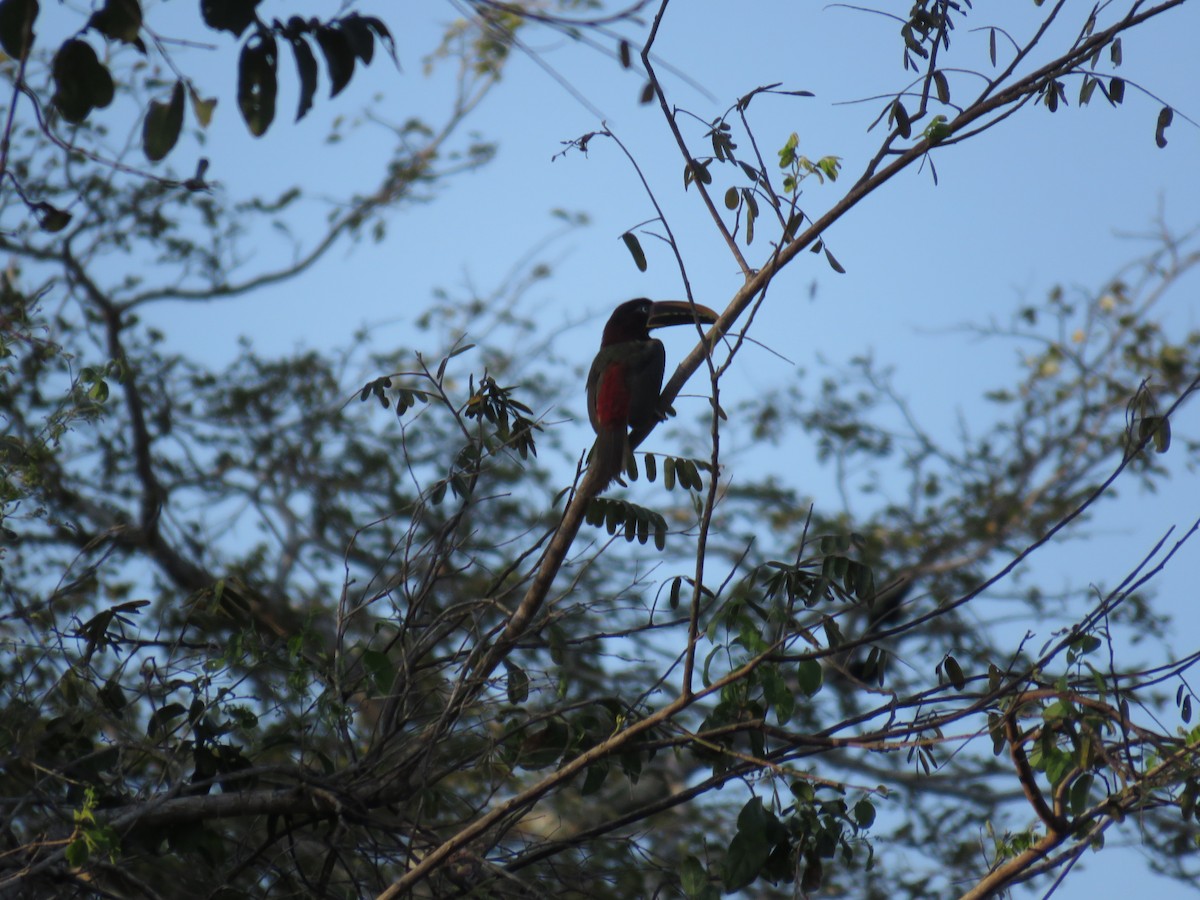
586, 298, 720, 488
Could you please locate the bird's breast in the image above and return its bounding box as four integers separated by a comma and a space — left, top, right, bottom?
595, 361, 630, 429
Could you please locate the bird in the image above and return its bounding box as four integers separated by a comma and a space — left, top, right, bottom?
586, 298, 720, 489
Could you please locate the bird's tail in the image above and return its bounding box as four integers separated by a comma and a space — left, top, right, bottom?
590, 426, 628, 490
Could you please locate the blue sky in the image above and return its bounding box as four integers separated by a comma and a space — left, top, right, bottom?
32, 0, 1200, 895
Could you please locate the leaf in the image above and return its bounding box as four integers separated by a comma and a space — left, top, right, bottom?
944, 655, 966, 691
988, 28, 996, 67
800, 856, 823, 893
854, 798, 876, 827
669, 576, 683, 609
148, 702, 188, 738
505, 660, 529, 704
891, 99, 911, 138
88, 0, 141, 45
237, 32, 277, 137
34, 201, 70, 232
1155, 106, 1173, 148
200, 0, 260, 37
824, 246, 845, 274
316, 25, 355, 97
143, 80, 184, 161
359, 649, 393, 693
932, 69, 949, 104
796, 658, 823, 697
284, 23, 318, 121
1079, 76, 1097, 106
620, 231, 647, 272
189, 87, 217, 128
683, 159, 712, 189
680, 855, 707, 898
822, 616, 843, 649
1109, 37, 1122, 67
721, 831, 769, 891
639, 81, 655, 104
51, 39, 114, 123
339, 14, 376, 64
65, 838, 89, 867
783, 211, 803, 242
581, 761, 610, 796
0, 0, 36, 59
1108, 76, 1125, 105
724, 186, 739, 210
357, 15, 394, 62
761, 666, 795, 724
617, 38, 631, 69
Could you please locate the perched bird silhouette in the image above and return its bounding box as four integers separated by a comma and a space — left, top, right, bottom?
586, 298, 719, 488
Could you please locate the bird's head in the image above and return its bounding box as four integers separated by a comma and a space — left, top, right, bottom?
601, 298, 720, 346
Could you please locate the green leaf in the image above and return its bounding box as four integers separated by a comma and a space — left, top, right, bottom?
724, 186, 739, 210
680, 855, 707, 897
621, 231, 647, 272
1079, 76, 1098, 106
737, 796, 767, 837
617, 38, 631, 69
1156, 106, 1174, 148
505, 660, 529, 704
1109, 37, 1122, 67
0, 0, 37, 59
189, 87, 217, 128
143, 80, 185, 162
1107, 76, 1125, 105
88, 0, 141, 45
284, 21, 318, 121
721, 831, 769, 891
355, 15, 394, 62
891, 99, 911, 138
801, 856, 823, 892
201, 0, 261, 37
797, 658, 823, 697
339, 13, 377, 64
34, 201, 71, 232
822, 616, 843, 649
360, 648, 393, 693
1069, 774, 1094, 815
761, 666, 795, 725
683, 159, 711, 189
147, 702, 188, 738
854, 798, 876, 827
238, 32, 278, 136
943, 655, 966, 691
65, 838, 89, 867
580, 761, 609, 796
932, 69, 949, 104
52, 39, 114, 123
824, 246, 845, 274
316, 24, 355, 97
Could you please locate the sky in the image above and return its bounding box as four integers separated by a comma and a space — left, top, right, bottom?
28, 0, 1200, 896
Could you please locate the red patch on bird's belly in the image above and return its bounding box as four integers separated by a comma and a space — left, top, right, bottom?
596, 364, 629, 428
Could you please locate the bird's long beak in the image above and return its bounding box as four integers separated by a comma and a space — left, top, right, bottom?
646, 300, 720, 330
